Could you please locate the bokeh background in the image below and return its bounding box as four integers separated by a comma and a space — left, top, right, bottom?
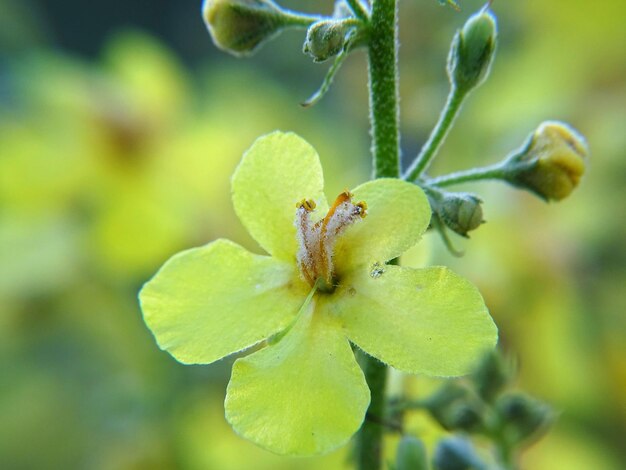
1, 0, 624, 468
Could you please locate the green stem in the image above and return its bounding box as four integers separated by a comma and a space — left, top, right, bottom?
282, 11, 325, 28
404, 85, 467, 181
428, 163, 509, 187
355, 1, 399, 467
346, 0, 370, 21
356, 353, 388, 470
367, 0, 400, 179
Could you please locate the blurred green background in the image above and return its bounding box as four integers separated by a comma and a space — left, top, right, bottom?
1, 0, 624, 468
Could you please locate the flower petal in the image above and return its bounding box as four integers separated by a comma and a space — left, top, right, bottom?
225, 304, 370, 456
139, 239, 307, 364
232, 131, 329, 261
334, 179, 431, 272
329, 265, 497, 376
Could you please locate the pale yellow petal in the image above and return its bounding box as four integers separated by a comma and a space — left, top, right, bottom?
232, 132, 329, 261
326, 265, 497, 376
225, 304, 370, 455
334, 179, 430, 274
139, 239, 307, 364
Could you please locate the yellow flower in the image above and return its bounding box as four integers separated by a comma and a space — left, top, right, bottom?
139, 132, 497, 455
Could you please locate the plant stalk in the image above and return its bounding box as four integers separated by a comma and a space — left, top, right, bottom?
404, 85, 467, 181
356, 1, 399, 469
429, 163, 508, 187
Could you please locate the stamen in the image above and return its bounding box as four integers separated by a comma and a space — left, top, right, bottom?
295, 202, 317, 286
296, 198, 317, 211
295, 191, 367, 289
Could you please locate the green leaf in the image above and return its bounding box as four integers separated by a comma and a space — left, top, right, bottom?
225, 304, 370, 456
139, 239, 308, 364
334, 179, 431, 274
327, 265, 497, 376
232, 131, 329, 261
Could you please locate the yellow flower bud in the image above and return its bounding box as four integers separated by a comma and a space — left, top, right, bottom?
202, 0, 301, 57
508, 121, 588, 201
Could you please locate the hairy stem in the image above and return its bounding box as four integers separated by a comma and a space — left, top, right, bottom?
367, 0, 400, 180
404, 85, 467, 181
356, 3, 399, 468
346, 0, 370, 21
428, 163, 509, 187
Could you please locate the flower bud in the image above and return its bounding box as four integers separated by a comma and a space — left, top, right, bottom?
470, 349, 510, 403
505, 121, 588, 201
396, 435, 428, 470
443, 402, 484, 432
424, 382, 470, 429
438, 192, 483, 238
447, 9, 497, 92
496, 393, 552, 443
433, 437, 486, 470
303, 20, 352, 62
202, 0, 300, 57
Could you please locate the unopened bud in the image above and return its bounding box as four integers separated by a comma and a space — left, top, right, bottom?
438, 192, 483, 237
433, 437, 486, 470
447, 9, 497, 92
303, 20, 352, 62
396, 436, 428, 470
496, 393, 553, 443
202, 0, 305, 57
505, 121, 588, 201
425, 382, 470, 429
471, 349, 510, 403
443, 402, 484, 432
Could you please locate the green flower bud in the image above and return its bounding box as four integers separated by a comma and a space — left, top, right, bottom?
505, 121, 588, 201
470, 349, 510, 403
202, 0, 305, 57
433, 437, 486, 470
396, 435, 428, 470
447, 8, 497, 92
303, 20, 352, 62
443, 402, 484, 432
496, 393, 553, 443
438, 192, 484, 238
425, 382, 470, 429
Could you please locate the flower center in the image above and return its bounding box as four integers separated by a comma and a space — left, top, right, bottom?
295, 190, 367, 290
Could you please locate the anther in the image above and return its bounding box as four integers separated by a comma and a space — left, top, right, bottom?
356, 201, 368, 218
296, 199, 317, 211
